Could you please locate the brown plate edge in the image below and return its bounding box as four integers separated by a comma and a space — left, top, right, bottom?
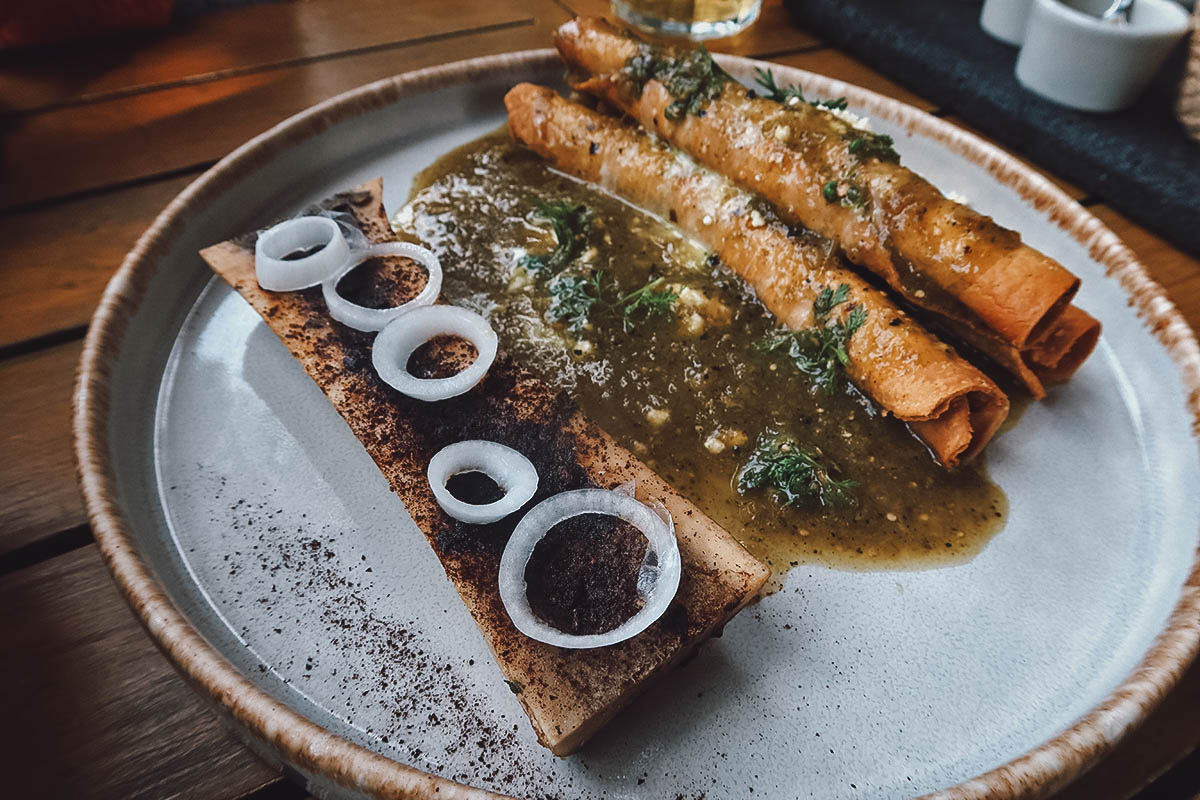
72, 48, 1200, 800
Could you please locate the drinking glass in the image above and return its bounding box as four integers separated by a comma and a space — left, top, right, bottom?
610, 0, 762, 39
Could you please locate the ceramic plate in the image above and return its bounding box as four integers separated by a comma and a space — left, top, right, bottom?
76, 51, 1200, 800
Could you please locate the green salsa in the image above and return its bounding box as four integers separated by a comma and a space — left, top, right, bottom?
394, 131, 1006, 581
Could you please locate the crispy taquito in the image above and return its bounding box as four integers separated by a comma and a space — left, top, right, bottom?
554, 16, 1100, 397
506, 84, 1009, 466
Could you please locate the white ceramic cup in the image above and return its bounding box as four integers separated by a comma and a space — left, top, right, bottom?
981, 0, 1036, 45
1015, 0, 1191, 112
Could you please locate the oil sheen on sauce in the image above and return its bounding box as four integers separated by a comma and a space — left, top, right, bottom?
395, 131, 1006, 580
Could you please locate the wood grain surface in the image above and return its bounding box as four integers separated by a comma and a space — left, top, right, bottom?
1, 0, 1197, 798
0, 545, 281, 799
0, 342, 86, 558
0, 0, 533, 113
0, 176, 195, 352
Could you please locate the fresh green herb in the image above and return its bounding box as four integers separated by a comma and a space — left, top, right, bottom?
546, 272, 678, 335
754, 68, 848, 111
547, 272, 604, 333
757, 283, 867, 393
521, 201, 593, 275
821, 177, 867, 210
814, 96, 849, 110
617, 276, 679, 333
848, 133, 899, 162
624, 43, 732, 120
737, 431, 857, 507
504, 679, 524, 694
754, 67, 805, 105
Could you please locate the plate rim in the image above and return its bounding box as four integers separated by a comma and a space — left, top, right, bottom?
73, 48, 1200, 800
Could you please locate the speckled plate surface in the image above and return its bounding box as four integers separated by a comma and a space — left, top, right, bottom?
75, 51, 1200, 800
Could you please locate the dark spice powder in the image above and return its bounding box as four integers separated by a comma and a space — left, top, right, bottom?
407, 334, 478, 379
335, 254, 429, 309
444, 471, 505, 505
524, 513, 648, 636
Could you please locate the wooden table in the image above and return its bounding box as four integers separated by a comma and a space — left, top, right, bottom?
2, 1, 1198, 797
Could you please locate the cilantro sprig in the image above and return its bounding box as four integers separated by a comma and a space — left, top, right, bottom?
521, 201, 593, 276
617, 276, 678, 333
546, 271, 679, 335
757, 283, 867, 394
737, 431, 857, 508
546, 273, 604, 333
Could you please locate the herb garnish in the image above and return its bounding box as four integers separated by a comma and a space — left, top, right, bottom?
753, 67, 806, 105
546, 272, 604, 333
753, 68, 849, 112
814, 96, 849, 110
624, 43, 732, 120
546, 271, 679, 334
822, 177, 866, 209
757, 283, 867, 393
618, 276, 679, 333
848, 133, 899, 162
522, 201, 593, 275
737, 431, 857, 507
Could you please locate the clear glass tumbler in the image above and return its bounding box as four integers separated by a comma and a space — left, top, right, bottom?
610, 0, 762, 40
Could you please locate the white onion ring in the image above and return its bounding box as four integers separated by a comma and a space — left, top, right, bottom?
322, 242, 443, 332
371, 305, 498, 401
498, 488, 682, 649
427, 441, 539, 524
255, 216, 350, 291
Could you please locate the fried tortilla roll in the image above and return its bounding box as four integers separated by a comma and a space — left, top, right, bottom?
553, 16, 1100, 397
506, 84, 1009, 466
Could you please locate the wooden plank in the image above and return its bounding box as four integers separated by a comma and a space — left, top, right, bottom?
1054, 659, 1200, 800
0, 0, 571, 211
943, 114, 1088, 202
770, 47, 937, 112
0, 341, 86, 557
1090, 204, 1200, 333
0, 544, 281, 799
0, 0, 531, 113
0, 175, 194, 352
554, 0, 823, 56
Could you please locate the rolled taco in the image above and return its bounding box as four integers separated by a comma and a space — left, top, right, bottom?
553, 16, 1100, 398
506, 83, 1009, 466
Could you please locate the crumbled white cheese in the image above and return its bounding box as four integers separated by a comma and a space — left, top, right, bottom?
645, 408, 671, 426
944, 189, 971, 206
702, 214, 714, 226
506, 266, 533, 294
703, 434, 726, 454
827, 106, 874, 132
774, 125, 790, 141
748, 209, 766, 228
676, 287, 708, 308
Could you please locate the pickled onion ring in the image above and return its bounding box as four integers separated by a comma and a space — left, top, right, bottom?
254, 216, 350, 291
498, 489, 681, 649
322, 242, 443, 332
427, 440, 538, 524
371, 305, 497, 401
